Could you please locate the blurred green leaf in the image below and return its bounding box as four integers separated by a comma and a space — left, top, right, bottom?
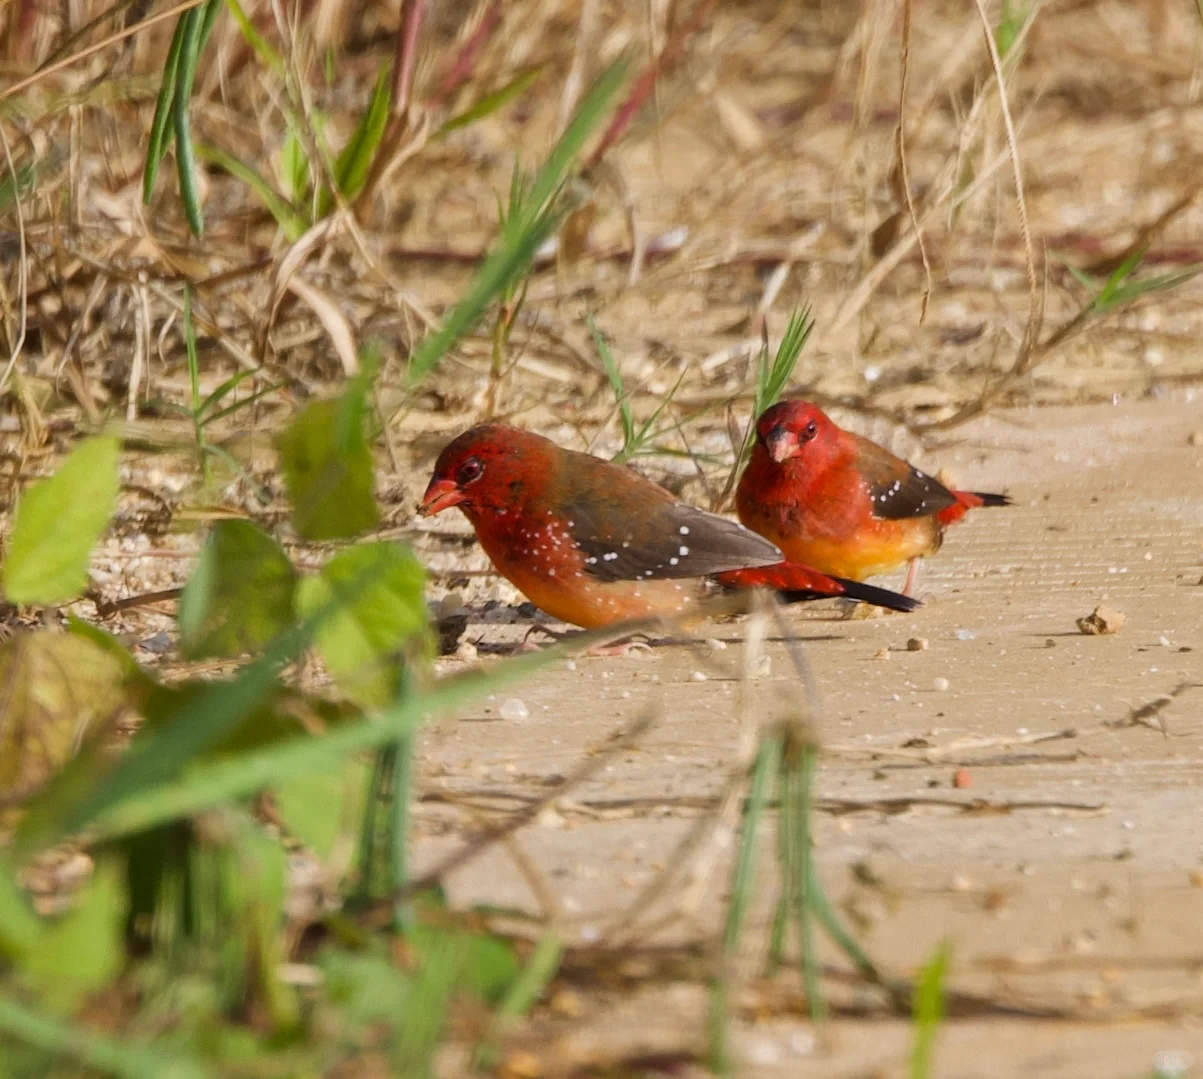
3, 435, 120, 606
411, 923, 519, 1004
0, 632, 130, 799
65, 617, 158, 696
15, 621, 312, 857
21, 858, 127, 1013
0, 854, 42, 961
275, 378, 378, 542
910, 940, 952, 1079
405, 58, 628, 386
274, 758, 370, 860
178, 520, 299, 660
223, 0, 283, 76
295, 542, 428, 709
78, 647, 562, 843
321, 949, 410, 1025
0, 994, 205, 1079
436, 67, 543, 137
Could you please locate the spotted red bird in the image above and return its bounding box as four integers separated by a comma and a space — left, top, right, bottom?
736, 400, 1011, 596
418, 424, 916, 631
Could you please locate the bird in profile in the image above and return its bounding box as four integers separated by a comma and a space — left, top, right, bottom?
737, 400, 1011, 596
419, 423, 917, 632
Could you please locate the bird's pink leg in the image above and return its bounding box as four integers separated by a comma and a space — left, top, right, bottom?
902, 557, 921, 598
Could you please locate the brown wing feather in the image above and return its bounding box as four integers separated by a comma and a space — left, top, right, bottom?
556, 450, 783, 582
850, 433, 959, 521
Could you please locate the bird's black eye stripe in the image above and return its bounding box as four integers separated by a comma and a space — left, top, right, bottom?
456, 456, 484, 485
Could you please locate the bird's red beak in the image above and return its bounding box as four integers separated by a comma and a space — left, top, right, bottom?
418, 478, 466, 517
763, 426, 795, 464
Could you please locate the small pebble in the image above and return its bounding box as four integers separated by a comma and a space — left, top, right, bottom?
906, 637, 928, 651
750, 654, 772, 679
954, 628, 977, 640
1152, 1049, 1193, 1078
564, 659, 577, 671
704, 638, 727, 651
872, 648, 891, 661
1189, 868, 1203, 889
690, 670, 708, 682
953, 768, 973, 789
1077, 604, 1126, 635
499, 698, 530, 721
933, 677, 950, 691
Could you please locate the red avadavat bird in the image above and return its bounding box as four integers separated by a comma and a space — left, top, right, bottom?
419, 424, 917, 631
737, 400, 1012, 597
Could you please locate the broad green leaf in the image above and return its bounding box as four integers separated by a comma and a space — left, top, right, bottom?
177, 520, 299, 659
0, 854, 42, 961
274, 757, 370, 860
275, 379, 378, 541
321, 949, 411, 1025
0, 632, 130, 799
21, 858, 127, 1013
410, 923, 519, 1003
3, 435, 120, 605
15, 621, 312, 857
295, 542, 428, 708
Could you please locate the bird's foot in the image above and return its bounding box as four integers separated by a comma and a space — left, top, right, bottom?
518, 622, 575, 651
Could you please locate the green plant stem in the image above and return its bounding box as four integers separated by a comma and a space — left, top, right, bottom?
709, 736, 782, 1074
794, 745, 825, 1025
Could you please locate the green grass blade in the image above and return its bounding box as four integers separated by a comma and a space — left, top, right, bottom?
589, 316, 635, 452
78, 647, 565, 843
405, 200, 564, 386
709, 735, 782, 1074
196, 144, 306, 240
326, 63, 391, 210
436, 67, 543, 137
142, 13, 188, 204
406, 63, 627, 387
793, 745, 825, 1024
474, 931, 563, 1069
183, 284, 200, 413
171, 6, 208, 235
910, 941, 952, 1079
223, 0, 283, 76
521, 59, 627, 224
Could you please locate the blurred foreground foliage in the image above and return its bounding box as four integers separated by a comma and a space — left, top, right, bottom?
0, 54, 630, 1075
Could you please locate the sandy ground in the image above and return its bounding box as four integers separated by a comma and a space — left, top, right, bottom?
412, 396, 1203, 1078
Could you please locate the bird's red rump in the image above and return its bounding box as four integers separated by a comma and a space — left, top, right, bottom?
716, 562, 847, 596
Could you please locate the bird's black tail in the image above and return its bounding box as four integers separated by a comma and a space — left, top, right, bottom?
969, 491, 1012, 508
779, 576, 919, 614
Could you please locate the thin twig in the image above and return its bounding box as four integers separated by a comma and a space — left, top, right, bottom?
895, 0, 932, 323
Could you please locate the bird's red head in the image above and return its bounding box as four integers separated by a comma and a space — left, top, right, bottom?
419, 424, 552, 521
755, 399, 835, 464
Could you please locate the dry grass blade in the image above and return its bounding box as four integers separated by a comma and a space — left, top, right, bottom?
286, 276, 359, 377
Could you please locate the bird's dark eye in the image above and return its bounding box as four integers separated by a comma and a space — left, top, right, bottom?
455, 457, 484, 485
800, 420, 818, 442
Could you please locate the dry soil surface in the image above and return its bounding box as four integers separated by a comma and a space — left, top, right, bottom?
413, 396, 1203, 1079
